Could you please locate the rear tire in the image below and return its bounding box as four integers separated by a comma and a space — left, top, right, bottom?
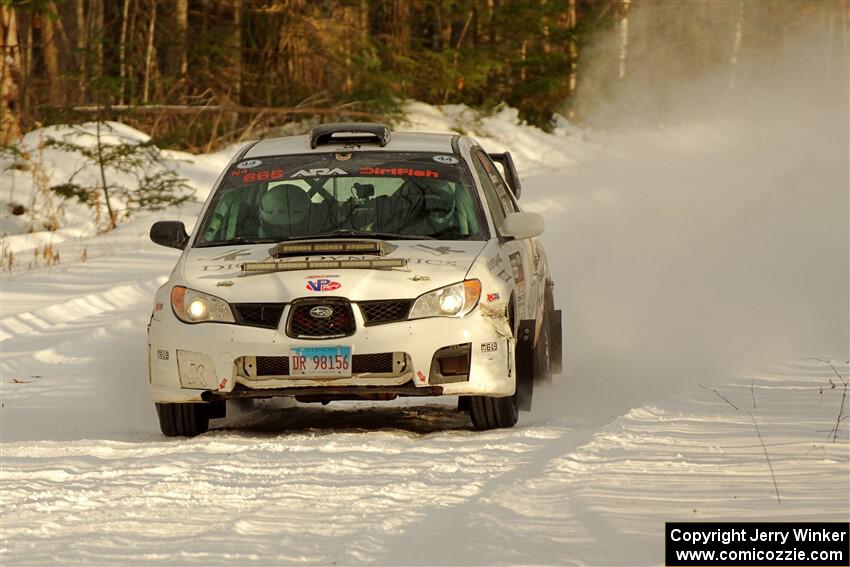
155, 403, 210, 437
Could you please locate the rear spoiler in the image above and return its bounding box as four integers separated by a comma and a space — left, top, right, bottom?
488, 152, 522, 199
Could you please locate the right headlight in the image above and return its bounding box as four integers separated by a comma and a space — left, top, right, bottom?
409, 280, 481, 319
171, 286, 235, 324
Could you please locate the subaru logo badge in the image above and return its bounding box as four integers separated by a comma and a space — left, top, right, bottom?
309, 306, 333, 319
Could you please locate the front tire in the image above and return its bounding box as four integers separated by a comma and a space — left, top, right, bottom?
468, 299, 520, 430
469, 393, 519, 430
155, 403, 210, 437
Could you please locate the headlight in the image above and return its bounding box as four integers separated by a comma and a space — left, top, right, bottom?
171, 286, 235, 324
409, 280, 481, 319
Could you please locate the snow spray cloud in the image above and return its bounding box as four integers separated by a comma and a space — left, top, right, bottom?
527, 1, 849, 423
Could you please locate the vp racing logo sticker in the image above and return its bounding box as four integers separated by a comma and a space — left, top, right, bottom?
306, 278, 342, 292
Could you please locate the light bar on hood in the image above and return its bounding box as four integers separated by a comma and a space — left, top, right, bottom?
273, 240, 386, 257
242, 258, 407, 273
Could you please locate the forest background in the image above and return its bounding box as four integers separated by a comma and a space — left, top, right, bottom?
0, 0, 847, 153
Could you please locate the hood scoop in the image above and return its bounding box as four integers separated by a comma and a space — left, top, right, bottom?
271, 240, 394, 258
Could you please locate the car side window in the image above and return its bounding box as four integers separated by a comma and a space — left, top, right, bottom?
475, 152, 519, 215
472, 151, 508, 231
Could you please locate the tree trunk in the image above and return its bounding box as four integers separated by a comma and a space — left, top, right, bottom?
563, 0, 578, 119
0, 5, 21, 144
75, 0, 87, 102
41, 2, 62, 105
95, 118, 117, 229
118, 0, 131, 104
729, 0, 745, 92
176, 0, 188, 78
230, 0, 242, 129
142, 0, 156, 103
618, 0, 631, 80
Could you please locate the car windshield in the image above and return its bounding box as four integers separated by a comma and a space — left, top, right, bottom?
195, 151, 486, 246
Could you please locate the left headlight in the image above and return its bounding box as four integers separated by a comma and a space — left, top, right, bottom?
409, 280, 481, 320
171, 286, 235, 324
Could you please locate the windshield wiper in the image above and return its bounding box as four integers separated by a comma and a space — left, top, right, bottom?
293, 230, 436, 241
196, 236, 280, 248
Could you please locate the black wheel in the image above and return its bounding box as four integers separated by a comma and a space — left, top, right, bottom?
468, 299, 520, 430
155, 402, 210, 437
534, 310, 553, 384
469, 393, 519, 430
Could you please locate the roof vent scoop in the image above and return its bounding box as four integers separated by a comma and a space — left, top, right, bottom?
309, 123, 391, 149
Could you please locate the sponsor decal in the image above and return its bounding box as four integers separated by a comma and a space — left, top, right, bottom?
335, 152, 353, 161
309, 305, 333, 319
481, 341, 498, 353
433, 155, 459, 165
157, 349, 169, 360
219, 377, 228, 390
412, 244, 464, 256
236, 159, 262, 169
359, 167, 439, 178
487, 255, 513, 283
486, 292, 500, 303
292, 167, 348, 177
204, 249, 252, 262
154, 302, 163, 312
509, 252, 526, 313
417, 370, 427, 383
240, 169, 284, 183
215, 280, 234, 287
306, 278, 342, 292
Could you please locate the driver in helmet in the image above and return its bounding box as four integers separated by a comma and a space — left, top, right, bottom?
394, 181, 456, 236
258, 184, 312, 238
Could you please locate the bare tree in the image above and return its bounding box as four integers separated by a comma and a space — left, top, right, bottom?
40, 3, 62, 105
0, 5, 21, 144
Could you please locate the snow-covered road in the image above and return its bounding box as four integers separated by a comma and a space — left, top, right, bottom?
1, 216, 847, 564
2, 103, 848, 564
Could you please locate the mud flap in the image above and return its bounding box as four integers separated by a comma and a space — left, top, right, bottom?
550, 309, 563, 375
516, 319, 535, 411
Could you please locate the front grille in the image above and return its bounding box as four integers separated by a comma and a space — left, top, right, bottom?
256, 356, 290, 376
287, 299, 355, 339
359, 300, 412, 326
254, 353, 396, 376
232, 303, 286, 329
352, 352, 394, 373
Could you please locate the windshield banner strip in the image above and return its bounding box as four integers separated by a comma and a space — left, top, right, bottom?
241, 258, 408, 273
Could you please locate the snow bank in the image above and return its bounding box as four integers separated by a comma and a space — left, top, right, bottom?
0, 121, 237, 256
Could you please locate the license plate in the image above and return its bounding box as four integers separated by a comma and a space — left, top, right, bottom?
290, 346, 352, 377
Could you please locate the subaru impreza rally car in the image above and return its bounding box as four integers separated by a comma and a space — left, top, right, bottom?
148, 123, 562, 436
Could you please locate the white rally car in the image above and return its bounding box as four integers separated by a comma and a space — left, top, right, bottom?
148, 123, 562, 436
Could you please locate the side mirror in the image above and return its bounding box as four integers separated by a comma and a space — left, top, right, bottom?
500, 212, 544, 240
150, 220, 189, 250
488, 151, 522, 199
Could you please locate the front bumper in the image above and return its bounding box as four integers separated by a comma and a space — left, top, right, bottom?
147, 302, 515, 403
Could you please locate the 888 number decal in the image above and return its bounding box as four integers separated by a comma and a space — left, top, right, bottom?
234, 169, 284, 183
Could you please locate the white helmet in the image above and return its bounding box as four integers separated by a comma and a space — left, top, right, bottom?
259, 184, 310, 236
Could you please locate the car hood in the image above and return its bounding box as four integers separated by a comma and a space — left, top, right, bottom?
181, 240, 487, 302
